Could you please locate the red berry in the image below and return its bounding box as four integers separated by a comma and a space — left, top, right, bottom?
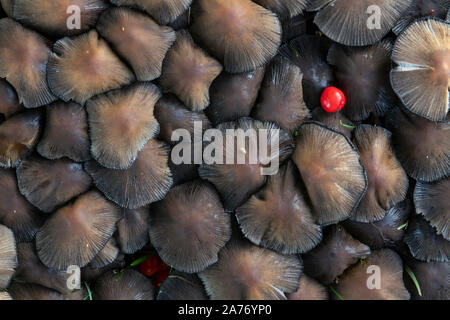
320, 87, 346, 113
152, 266, 170, 289
138, 255, 163, 277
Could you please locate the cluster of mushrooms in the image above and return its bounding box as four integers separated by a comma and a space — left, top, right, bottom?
0, 0, 449, 300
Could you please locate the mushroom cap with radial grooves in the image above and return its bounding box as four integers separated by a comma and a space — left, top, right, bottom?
86, 82, 161, 170
47, 29, 135, 105
253, 0, 309, 19
117, 207, 149, 254
190, 0, 281, 73
311, 108, 354, 139
199, 238, 303, 300
85, 139, 173, 209
0, 78, 23, 120
286, 274, 329, 300
307, 0, 412, 46
157, 271, 209, 300
391, 18, 450, 121
88, 237, 119, 269
97, 7, 176, 81
7, 282, 65, 300
159, 30, 222, 111
236, 161, 322, 255
81, 252, 126, 281
414, 178, 450, 240
36, 190, 122, 270
0, 18, 56, 108
149, 180, 231, 273
37, 101, 90, 162
0, 224, 17, 289
16, 155, 92, 213
292, 122, 367, 226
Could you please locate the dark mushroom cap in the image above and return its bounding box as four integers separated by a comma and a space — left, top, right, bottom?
286, 274, 329, 300
333, 249, 410, 300
0, 224, 17, 289
0, 78, 23, 120
254, 0, 309, 19
37, 101, 90, 162
7, 282, 65, 300
117, 207, 149, 254
190, 0, 281, 73
236, 161, 322, 254
292, 122, 367, 225
199, 238, 303, 300
97, 7, 176, 81
386, 107, 450, 182
159, 30, 222, 111
391, 18, 449, 121
0, 18, 56, 108
81, 252, 125, 282
307, 0, 412, 46
11, 0, 109, 37
36, 190, 122, 270
281, 13, 308, 43
205, 67, 265, 125
303, 224, 370, 284
149, 180, 231, 273
16, 155, 92, 213
414, 178, 449, 240
0, 169, 43, 242
86, 82, 161, 170
93, 269, 154, 300
0, 0, 11, 16
47, 29, 135, 105
157, 270, 209, 300
251, 56, 310, 133
88, 237, 119, 269
0, 109, 42, 168
311, 108, 354, 139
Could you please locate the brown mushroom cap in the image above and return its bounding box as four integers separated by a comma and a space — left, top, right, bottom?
117, 207, 149, 254
81, 252, 125, 282
16, 155, 92, 213
254, 0, 309, 19
0, 109, 42, 168
36, 190, 122, 270
236, 161, 322, 254
88, 237, 119, 269
0, 78, 23, 120
286, 274, 329, 300
0, 18, 56, 108
199, 238, 303, 300
0, 0, 11, 16
86, 82, 161, 170
311, 108, 354, 139
0, 224, 17, 289
281, 13, 308, 43
37, 101, 90, 162
85, 138, 173, 209
292, 122, 367, 225
97, 7, 176, 81
149, 180, 231, 273
157, 270, 209, 300
7, 282, 65, 300
190, 0, 281, 73
159, 30, 222, 111
47, 29, 135, 105
391, 18, 449, 121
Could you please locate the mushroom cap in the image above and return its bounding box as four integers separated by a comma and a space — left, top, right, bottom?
37, 101, 90, 162
0, 291, 12, 300
0, 169, 43, 242
0, 78, 23, 120
414, 178, 450, 240
117, 207, 149, 254
254, 0, 309, 19
351, 125, 409, 222
0, 18, 56, 108
303, 224, 371, 284
386, 107, 450, 182
292, 122, 367, 225
199, 238, 303, 300
16, 155, 92, 213
86, 82, 161, 170
236, 161, 322, 254
85, 139, 173, 209
11, 0, 109, 37
7, 282, 66, 300
190, 0, 281, 73
157, 270, 209, 300
391, 18, 450, 121
88, 237, 119, 269
0, 224, 17, 289
251, 56, 310, 133
159, 30, 222, 111
311, 108, 354, 139
281, 13, 308, 43
333, 249, 410, 300
286, 274, 329, 300
97, 7, 176, 81
0, 0, 11, 16
93, 269, 154, 300
36, 190, 122, 270
307, 0, 412, 46
81, 253, 125, 282
0, 109, 42, 168
47, 29, 135, 105
149, 180, 231, 273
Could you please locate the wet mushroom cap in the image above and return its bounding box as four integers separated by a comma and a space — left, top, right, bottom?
0, 18, 56, 108
16, 155, 92, 213
236, 161, 322, 254
149, 180, 231, 273
97, 7, 176, 81
292, 122, 367, 225
86, 82, 161, 170
88, 237, 119, 269
286, 274, 329, 300
36, 190, 122, 270
254, 0, 309, 19
116, 207, 149, 254
47, 29, 135, 105
0, 78, 23, 120
190, 0, 281, 73
0, 224, 17, 289
311, 108, 354, 139
391, 18, 450, 121
157, 270, 209, 300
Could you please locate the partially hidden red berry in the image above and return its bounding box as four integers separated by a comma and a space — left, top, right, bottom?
138, 255, 163, 277
152, 266, 171, 289
320, 86, 346, 113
